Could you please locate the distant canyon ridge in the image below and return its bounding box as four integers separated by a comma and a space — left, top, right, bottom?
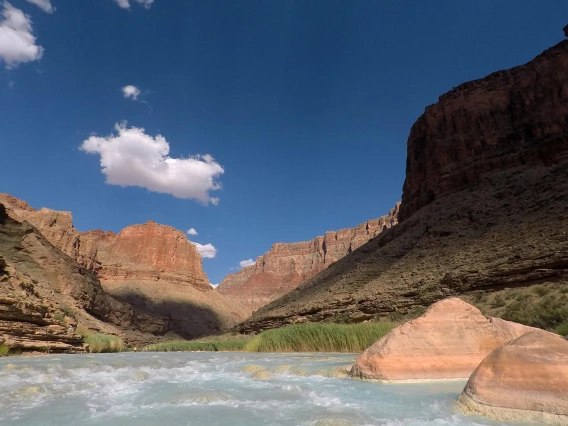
217, 203, 400, 311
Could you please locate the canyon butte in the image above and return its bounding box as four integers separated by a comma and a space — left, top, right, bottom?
238, 32, 568, 333
0, 194, 248, 351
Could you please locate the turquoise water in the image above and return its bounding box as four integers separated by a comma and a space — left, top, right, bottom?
0, 352, 529, 426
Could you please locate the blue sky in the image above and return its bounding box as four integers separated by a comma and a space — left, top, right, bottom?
1, 0, 566, 285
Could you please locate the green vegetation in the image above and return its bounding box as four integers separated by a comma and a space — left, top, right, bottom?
75, 325, 92, 337
532, 285, 550, 297
84, 334, 124, 353
53, 313, 66, 323
61, 305, 76, 319
0, 344, 9, 356
463, 283, 568, 334
490, 294, 506, 308
144, 340, 249, 352
555, 320, 568, 337
387, 305, 428, 323
244, 322, 396, 353
501, 294, 568, 330
142, 323, 396, 353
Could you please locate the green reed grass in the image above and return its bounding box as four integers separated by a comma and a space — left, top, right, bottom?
143, 340, 249, 352
84, 334, 124, 353
244, 322, 396, 353
0, 344, 10, 356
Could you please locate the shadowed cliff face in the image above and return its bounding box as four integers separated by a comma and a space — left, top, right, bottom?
217, 204, 399, 311
238, 38, 568, 333
0, 202, 178, 351
0, 195, 250, 339
399, 40, 568, 222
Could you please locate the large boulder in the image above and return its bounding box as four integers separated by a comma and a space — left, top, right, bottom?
350, 297, 534, 381
458, 330, 568, 425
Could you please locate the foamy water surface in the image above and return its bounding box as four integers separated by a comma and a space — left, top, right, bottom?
0, 352, 533, 426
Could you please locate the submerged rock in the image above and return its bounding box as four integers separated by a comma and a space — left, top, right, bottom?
458, 330, 568, 425
350, 298, 533, 381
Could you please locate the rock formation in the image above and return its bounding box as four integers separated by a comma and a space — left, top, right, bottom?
0, 203, 173, 353
458, 330, 568, 425
218, 204, 400, 311
238, 35, 568, 333
350, 298, 534, 381
399, 37, 568, 222
0, 194, 249, 339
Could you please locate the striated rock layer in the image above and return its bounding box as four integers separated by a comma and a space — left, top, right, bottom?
239, 35, 568, 333
350, 298, 534, 382
458, 330, 568, 425
0, 203, 173, 352
0, 194, 249, 339
399, 39, 568, 222
218, 204, 399, 311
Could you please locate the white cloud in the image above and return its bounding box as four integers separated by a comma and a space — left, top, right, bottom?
192, 242, 217, 259
0, 2, 44, 69
210, 283, 219, 289
239, 259, 255, 268
25, 0, 54, 13
187, 228, 198, 236
114, 0, 153, 9
80, 123, 224, 204
8, 80, 14, 88
122, 85, 141, 100
114, 0, 130, 8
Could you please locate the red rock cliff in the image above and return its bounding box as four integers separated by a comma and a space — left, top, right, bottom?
0, 194, 248, 338
217, 203, 399, 311
399, 40, 568, 222
95, 221, 210, 291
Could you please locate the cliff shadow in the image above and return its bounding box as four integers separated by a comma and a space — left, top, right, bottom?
113, 289, 228, 340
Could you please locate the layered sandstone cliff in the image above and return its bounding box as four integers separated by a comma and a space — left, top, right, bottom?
0, 194, 249, 339
0, 203, 173, 352
239, 35, 568, 333
218, 204, 399, 311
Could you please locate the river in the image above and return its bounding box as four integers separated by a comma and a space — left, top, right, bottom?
0, 352, 529, 425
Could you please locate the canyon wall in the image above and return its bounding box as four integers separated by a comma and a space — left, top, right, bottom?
239, 35, 568, 333
0, 203, 172, 352
399, 40, 568, 222
218, 204, 399, 311
0, 194, 249, 339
